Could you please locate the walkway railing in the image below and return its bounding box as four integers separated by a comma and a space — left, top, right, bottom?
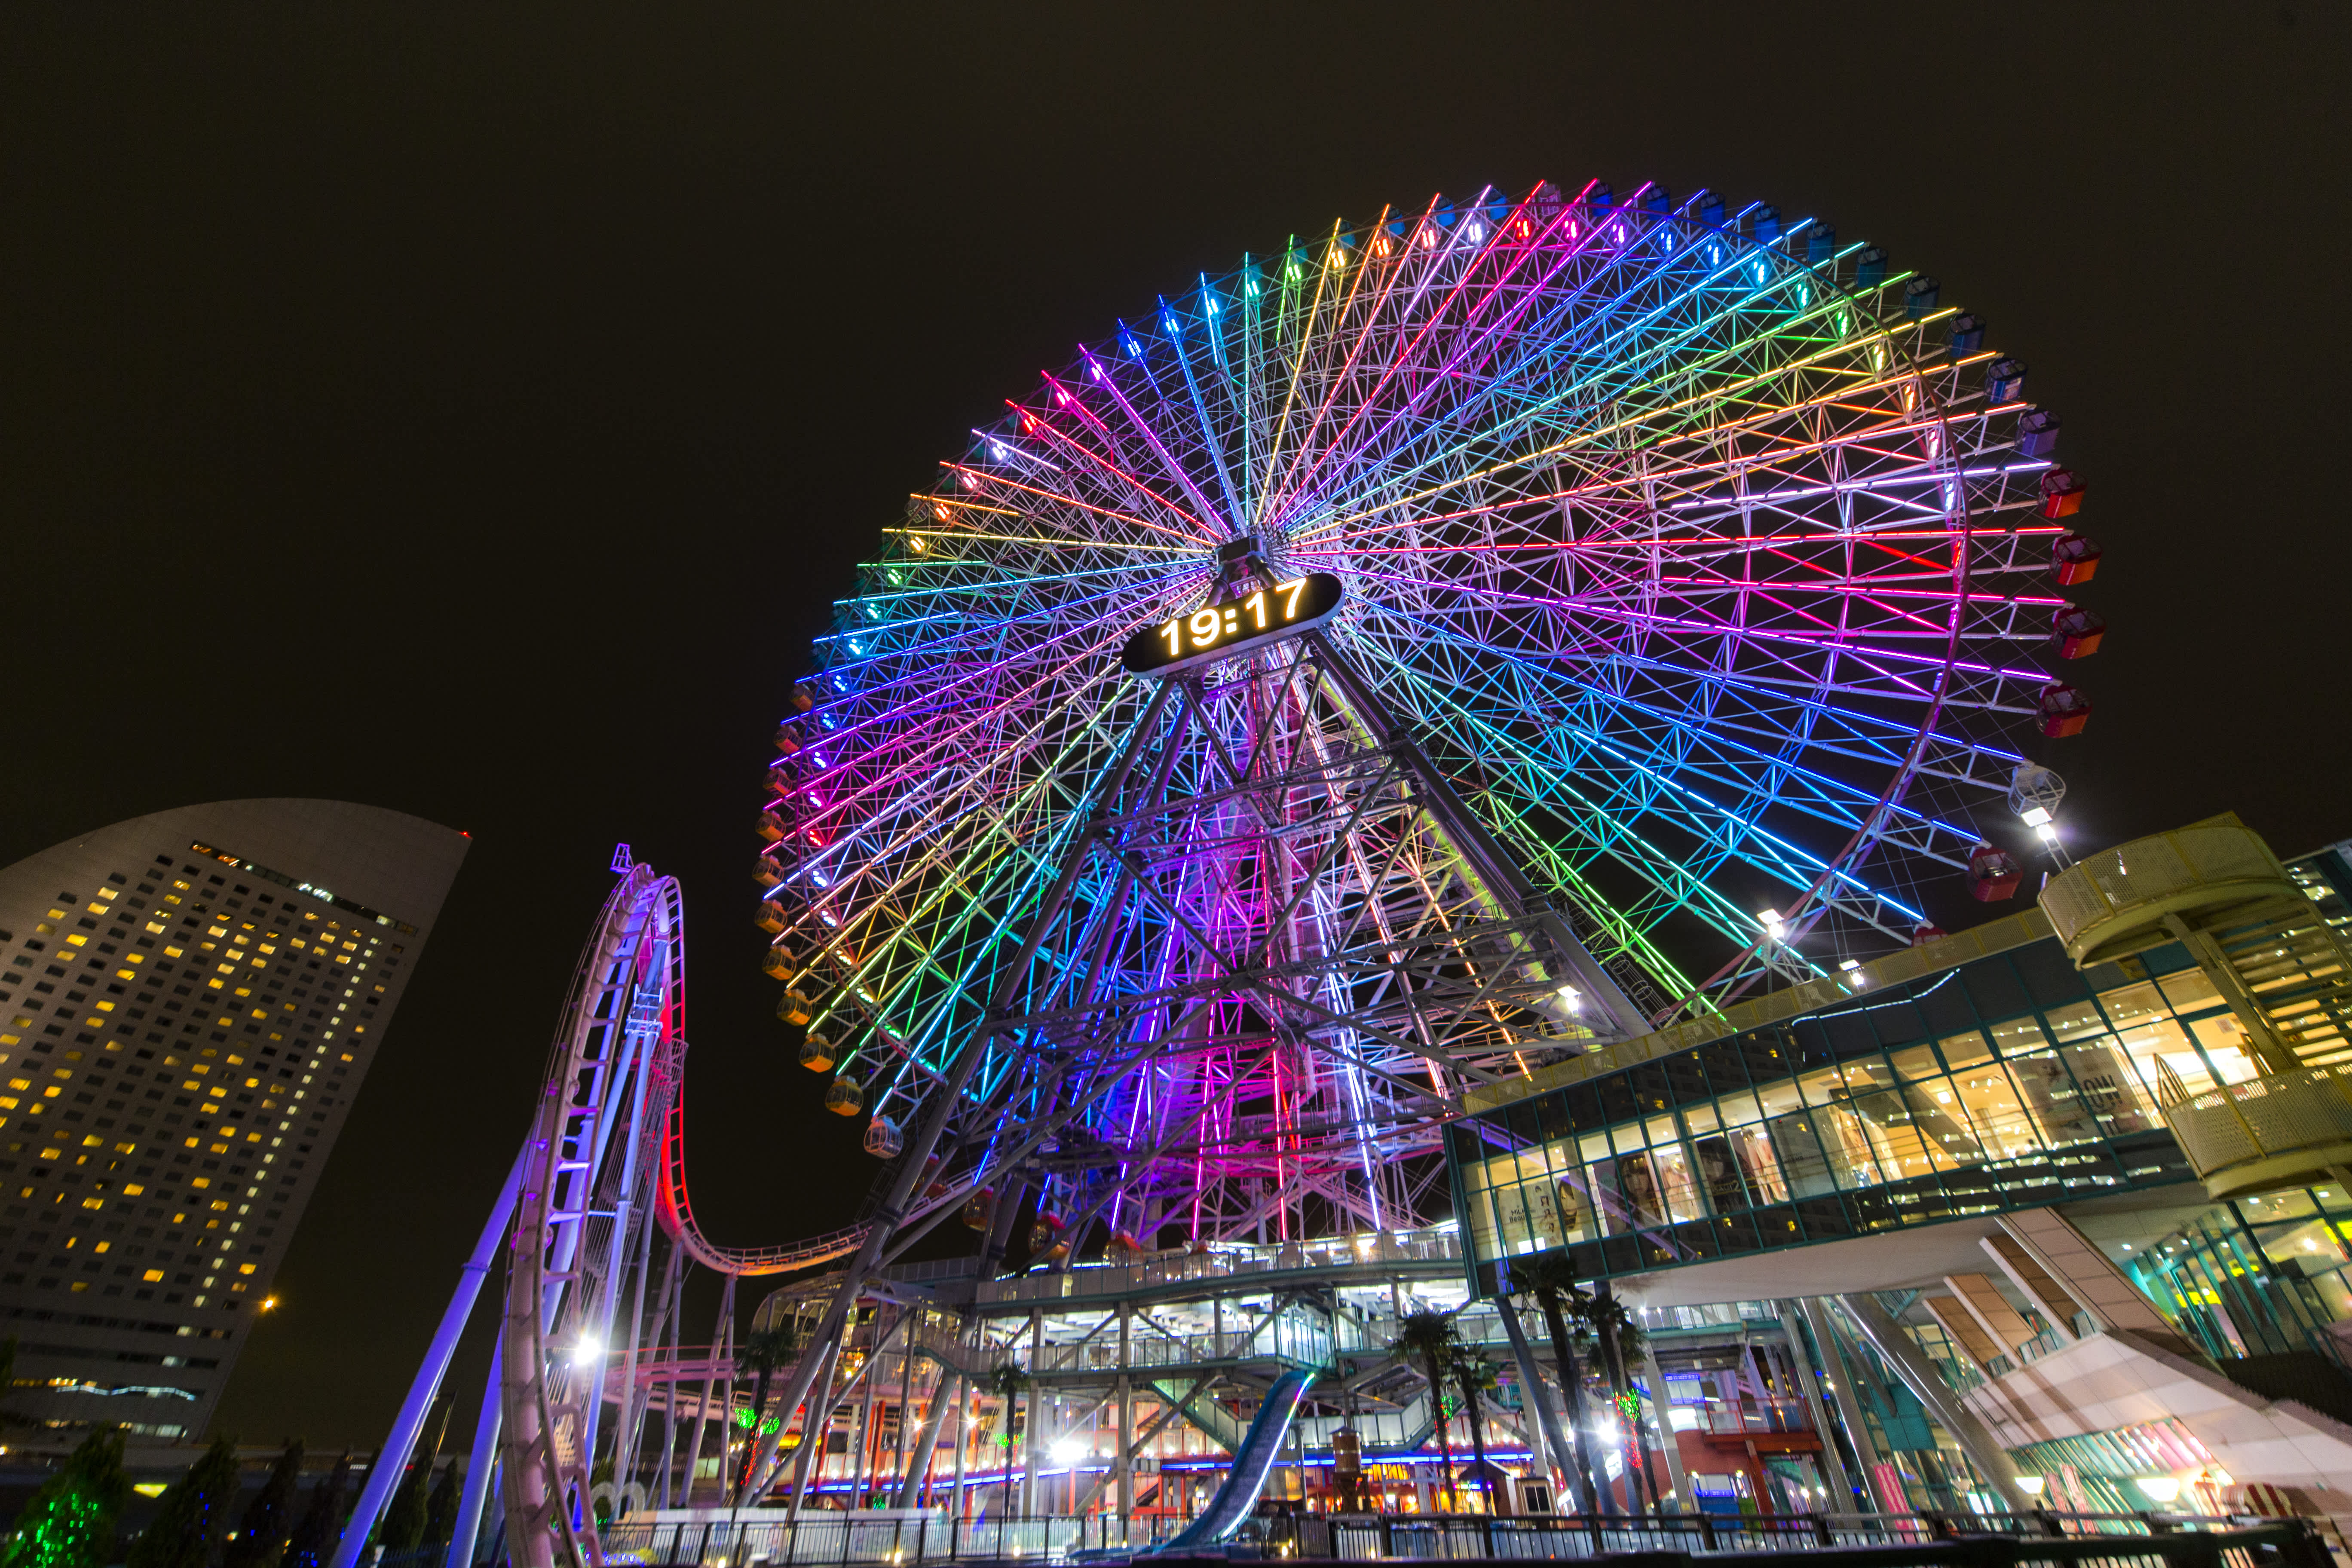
588, 1512, 2326, 1566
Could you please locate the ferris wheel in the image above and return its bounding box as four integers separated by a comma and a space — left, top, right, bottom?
352, 178, 2101, 1568
756, 176, 2096, 1256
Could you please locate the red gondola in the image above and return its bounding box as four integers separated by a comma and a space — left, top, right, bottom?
1966, 844, 2024, 902
2052, 606, 2106, 659
2038, 682, 2092, 738
2052, 531, 2101, 585
2038, 468, 2086, 519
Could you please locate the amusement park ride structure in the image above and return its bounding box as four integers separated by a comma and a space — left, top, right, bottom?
354, 177, 2100, 1568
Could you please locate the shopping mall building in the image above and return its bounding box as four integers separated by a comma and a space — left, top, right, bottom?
1446, 815, 2352, 1519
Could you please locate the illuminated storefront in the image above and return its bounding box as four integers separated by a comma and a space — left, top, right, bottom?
1449, 843, 2352, 1298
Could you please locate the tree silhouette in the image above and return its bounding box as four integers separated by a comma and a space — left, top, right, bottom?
1390, 1310, 1461, 1512
422, 1464, 459, 1547
226, 1441, 303, 1568
128, 1433, 241, 1568
986, 1365, 1030, 1518
1511, 1255, 1604, 1513
0, 1429, 130, 1568
1588, 1286, 1655, 1513
1453, 1352, 1503, 1515
732, 1323, 802, 1503
280, 1452, 351, 1568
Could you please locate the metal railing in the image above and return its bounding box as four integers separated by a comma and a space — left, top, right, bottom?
585, 1512, 2328, 1567
597, 1513, 1179, 1565
2158, 1063, 2352, 1197
976, 1230, 1463, 1307
1317, 1513, 2328, 1562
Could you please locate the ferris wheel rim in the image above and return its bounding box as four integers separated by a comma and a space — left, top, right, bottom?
773, 175, 2079, 1126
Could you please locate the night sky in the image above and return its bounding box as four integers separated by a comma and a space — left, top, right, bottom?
1, 5, 2344, 1449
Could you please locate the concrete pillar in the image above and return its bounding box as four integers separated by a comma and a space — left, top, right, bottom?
1996, 1208, 2202, 1357
1774, 1301, 1855, 1513
1637, 1339, 1690, 1513
1922, 1295, 2003, 1370
950, 1374, 969, 1518
1837, 1293, 2027, 1512
1945, 1272, 2034, 1354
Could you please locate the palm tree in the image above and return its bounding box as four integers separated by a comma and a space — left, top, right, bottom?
1391, 1309, 1461, 1512
733, 1323, 803, 1502
986, 1364, 1029, 1518
1452, 1352, 1504, 1516
1511, 1256, 1604, 1514
1588, 1287, 1655, 1514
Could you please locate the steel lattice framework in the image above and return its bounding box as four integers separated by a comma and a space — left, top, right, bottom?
760, 178, 2082, 1245
353, 178, 2097, 1568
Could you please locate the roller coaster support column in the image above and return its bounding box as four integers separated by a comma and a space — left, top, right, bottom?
333, 1145, 527, 1568
783, 1330, 842, 1527
447, 1335, 503, 1568
576, 1054, 655, 1487
743, 682, 1179, 1492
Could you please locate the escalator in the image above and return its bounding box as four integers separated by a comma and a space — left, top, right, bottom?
1147, 1366, 1318, 1553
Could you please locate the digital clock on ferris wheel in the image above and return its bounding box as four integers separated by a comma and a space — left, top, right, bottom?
1121, 572, 1345, 679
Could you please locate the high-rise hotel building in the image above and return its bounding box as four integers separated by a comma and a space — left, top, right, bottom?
0, 799, 466, 1437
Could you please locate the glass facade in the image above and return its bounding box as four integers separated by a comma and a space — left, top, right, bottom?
2127, 1185, 2352, 1363
1450, 929, 2274, 1293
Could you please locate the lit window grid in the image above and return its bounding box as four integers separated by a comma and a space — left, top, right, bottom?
0, 851, 398, 1315
1453, 937, 2260, 1282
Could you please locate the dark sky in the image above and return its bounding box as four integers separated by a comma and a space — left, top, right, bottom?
0, 4, 2344, 1448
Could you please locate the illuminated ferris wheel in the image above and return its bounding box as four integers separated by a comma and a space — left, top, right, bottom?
756, 177, 2099, 1253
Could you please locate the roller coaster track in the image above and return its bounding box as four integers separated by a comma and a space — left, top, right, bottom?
655, 1087, 869, 1274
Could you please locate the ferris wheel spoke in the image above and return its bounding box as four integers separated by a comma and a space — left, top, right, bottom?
1261, 209, 1429, 523
1271, 188, 1588, 519
1370, 633, 1938, 928
737, 176, 2082, 1300
1298, 279, 1885, 540
1256, 216, 1378, 505
1345, 565, 2041, 729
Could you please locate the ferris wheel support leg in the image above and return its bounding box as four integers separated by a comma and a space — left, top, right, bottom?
892, 1364, 956, 1509
1305, 633, 1649, 1041
448, 1334, 505, 1568
331, 1145, 527, 1568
